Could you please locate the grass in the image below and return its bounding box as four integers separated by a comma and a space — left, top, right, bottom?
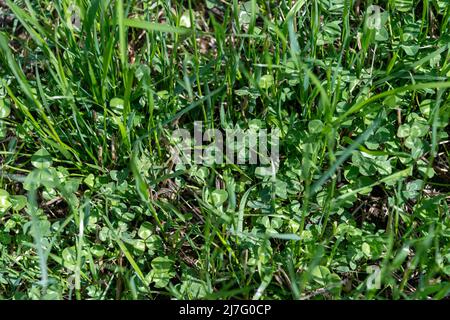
0, 0, 449, 300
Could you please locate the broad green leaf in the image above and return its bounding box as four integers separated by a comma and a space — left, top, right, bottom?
410, 122, 429, 138
132, 239, 146, 254
394, 0, 414, 12
23, 168, 59, 190
146, 235, 163, 256
124, 18, 191, 34
110, 97, 124, 114
238, 1, 259, 27
311, 265, 331, 286
179, 11, 192, 28
138, 221, 153, 240
147, 256, 175, 288
401, 45, 419, 56
275, 180, 287, 199
84, 174, 95, 188
90, 245, 105, 258
258, 75, 274, 89
362, 242, 371, 257
403, 180, 423, 199
308, 119, 324, 134
62, 246, 77, 269
0, 99, 10, 118
0, 120, 6, 139
0, 189, 12, 213
10, 195, 27, 211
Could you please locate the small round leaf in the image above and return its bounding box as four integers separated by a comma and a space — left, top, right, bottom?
0, 99, 11, 118
211, 189, 228, 207
31, 148, 52, 169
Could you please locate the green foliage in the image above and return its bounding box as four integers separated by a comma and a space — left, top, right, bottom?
0, 0, 449, 300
